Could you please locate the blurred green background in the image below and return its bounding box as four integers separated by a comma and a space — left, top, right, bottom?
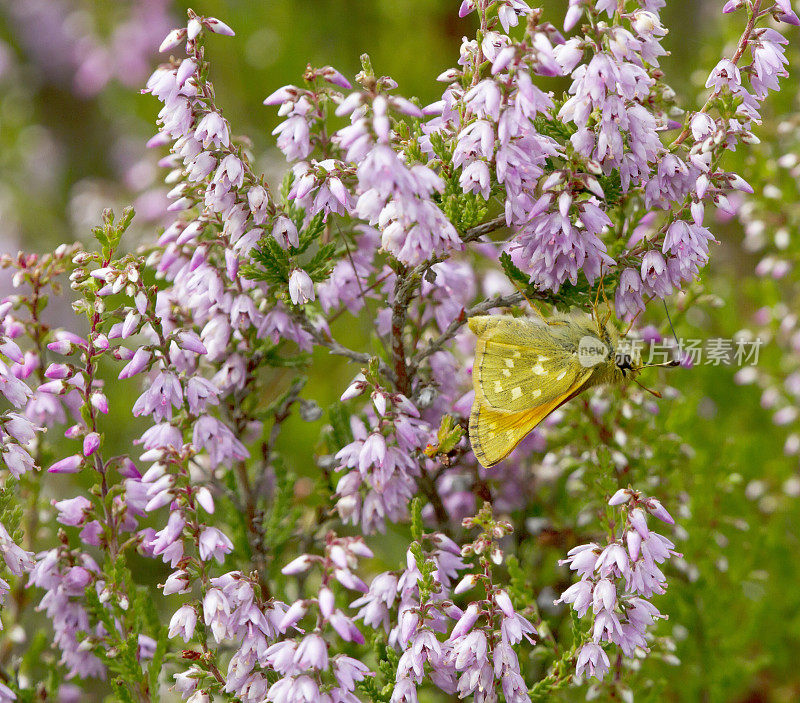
1, 1, 799, 702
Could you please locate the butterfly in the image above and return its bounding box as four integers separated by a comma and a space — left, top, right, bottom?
468, 309, 673, 468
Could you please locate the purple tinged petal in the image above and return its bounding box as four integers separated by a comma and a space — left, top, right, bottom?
722, 0, 744, 11
279, 600, 308, 631
282, 554, 314, 575
187, 18, 202, 40
627, 529, 642, 561
0, 340, 23, 363
48, 454, 83, 474
83, 432, 100, 457
178, 331, 207, 355
319, 587, 335, 618
340, 374, 366, 401
454, 574, 478, 594
119, 348, 151, 380
629, 508, 650, 538
205, 17, 235, 36
47, 339, 73, 355
608, 488, 631, 506
459, 0, 475, 18
195, 487, 215, 514
450, 603, 479, 640
321, 66, 351, 90
494, 589, 515, 618
159, 28, 186, 53
646, 498, 675, 525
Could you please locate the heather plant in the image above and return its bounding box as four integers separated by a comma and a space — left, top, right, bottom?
0, 1, 798, 702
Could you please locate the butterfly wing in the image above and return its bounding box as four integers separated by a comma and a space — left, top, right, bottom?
469, 370, 591, 467
470, 315, 587, 413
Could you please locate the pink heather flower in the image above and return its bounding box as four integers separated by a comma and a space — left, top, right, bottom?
195, 487, 215, 514
272, 216, 299, 249
273, 115, 312, 161
640, 250, 673, 298
83, 432, 101, 456
0, 522, 34, 575
4, 413, 38, 443
159, 27, 187, 53
554, 579, 593, 617
198, 527, 234, 563
162, 570, 191, 596
614, 267, 645, 320
279, 600, 308, 631
48, 454, 83, 474
3, 444, 35, 478
608, 488, 633, 506
329, 609, 365, 644
295, 633, 329, 670
205, 17, 235, 36
53, 496, 93, 526
576, 642, 610, 680
118, 348, 151, 380
168, 605, 197, 642
450, 603, 480, 640
645, 498, 675, 525
192, 415, 248, 468
195, 112, 230, 149
288, 268, 315, 305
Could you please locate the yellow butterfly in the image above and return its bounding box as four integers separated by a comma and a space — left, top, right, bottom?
468, 309, 669, 468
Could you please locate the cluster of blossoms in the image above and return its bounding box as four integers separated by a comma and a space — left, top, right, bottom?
556, 489, 679, 680
335, 372, 432, 532
265, 535, 374, 702
0, 1, 795, 701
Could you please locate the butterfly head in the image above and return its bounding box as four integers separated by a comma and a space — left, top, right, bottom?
614, 350, 637, 378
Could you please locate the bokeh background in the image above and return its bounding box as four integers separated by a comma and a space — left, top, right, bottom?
0, 1, 799, 701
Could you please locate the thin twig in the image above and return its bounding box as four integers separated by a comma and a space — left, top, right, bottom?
409, 292, 526, 375
670, 0, 762, 148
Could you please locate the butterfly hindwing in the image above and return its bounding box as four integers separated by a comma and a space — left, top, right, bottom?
469, 367, 590, 467
471, 315, 587, 413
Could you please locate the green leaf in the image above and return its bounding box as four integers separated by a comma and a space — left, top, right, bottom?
328, 403, 354, 450
410, 497, 423, 543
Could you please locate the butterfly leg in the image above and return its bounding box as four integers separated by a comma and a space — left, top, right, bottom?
508, 278, 561, 326
592, 266, 610, 334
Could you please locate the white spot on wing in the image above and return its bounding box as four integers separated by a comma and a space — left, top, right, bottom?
511, 387, 522, 400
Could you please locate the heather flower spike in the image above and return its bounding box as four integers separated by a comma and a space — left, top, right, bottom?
0, 1, 794, 700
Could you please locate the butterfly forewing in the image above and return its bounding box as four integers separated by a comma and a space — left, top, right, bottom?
471, 315, 586, 413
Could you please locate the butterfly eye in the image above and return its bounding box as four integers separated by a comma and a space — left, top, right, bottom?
616, 354, 633, 376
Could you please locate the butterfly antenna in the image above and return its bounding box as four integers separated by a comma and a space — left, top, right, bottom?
633, 376, 663, 398
592, 267, 603, 334
510, 277, 549, 322
643, 359, 682, 368
663, 298, 680, 349
334, 219, 367, 300
622, 308, 644, 337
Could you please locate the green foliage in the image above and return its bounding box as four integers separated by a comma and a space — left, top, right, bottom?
0, 479, 24, 545
263, 458, 304, 581
357, 631, 399, 703
328, 401, 355, 451
91, 206, 135, 261
410, 497, 424, 543
533, 113, 576, 141
244, 207, 337, 290
499, 251, 596, 312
